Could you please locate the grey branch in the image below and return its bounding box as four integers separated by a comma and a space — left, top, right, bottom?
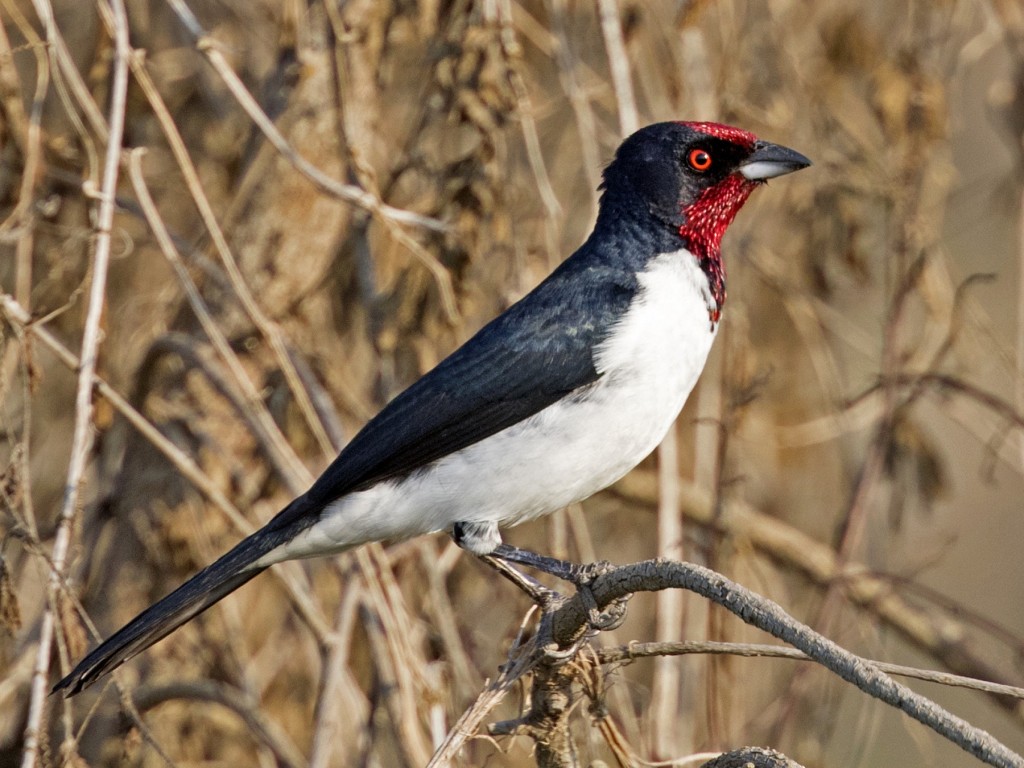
539, 559, 1023, 768
700, 747, 806, 768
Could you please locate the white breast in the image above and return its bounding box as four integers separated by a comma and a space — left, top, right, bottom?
267, 250, 719, 563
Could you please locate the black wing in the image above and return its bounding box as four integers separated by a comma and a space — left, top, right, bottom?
271, 254, 639, 534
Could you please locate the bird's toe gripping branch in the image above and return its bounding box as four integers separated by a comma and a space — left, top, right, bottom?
579, 583, 631, 632
452, 523, 562, 606
484, 543, 631, 633
453, 525, 633, 633
488, 543, 582, 583
480, 553, 563, 608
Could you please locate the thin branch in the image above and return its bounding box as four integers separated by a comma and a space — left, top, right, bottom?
20, 2, 128, 766
546, 0, 603, 209
890, 373, 1024, 432
597, 640, 1024, 700
359, 600, 434, 766
308, 584, 365, 768
0, 293, 331, 641
492, 0, 563, 264
132, 681, 307, 768
596, 0, 639, 136
653, 425, 685, 757
161, 0, 446, 234
125, 148, 312, 491
545, 560, 1024, 768
120, 51, 315, 487
428, 612, 542, 767
1, 295, 237, 523
27, 0, 106, 140
613, 471, 1024, 717
0, 0, 47, 239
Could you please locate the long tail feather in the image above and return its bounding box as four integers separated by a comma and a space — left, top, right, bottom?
52, 546, 265, 696
52, 494, 321, 696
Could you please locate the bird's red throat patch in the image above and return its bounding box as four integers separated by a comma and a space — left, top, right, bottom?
679, 175, 756, 325
675, 121, 759, 326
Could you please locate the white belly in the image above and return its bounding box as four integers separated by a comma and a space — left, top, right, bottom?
270, 250, 718, 562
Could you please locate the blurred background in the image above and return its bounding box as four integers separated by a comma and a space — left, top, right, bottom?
2, 0, 1024, 766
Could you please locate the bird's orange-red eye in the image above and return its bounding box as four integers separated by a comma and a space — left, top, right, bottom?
688, 148, 712, 172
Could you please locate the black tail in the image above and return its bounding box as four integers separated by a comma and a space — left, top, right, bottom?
52, 545, 265, 696
52, 495, 321, 697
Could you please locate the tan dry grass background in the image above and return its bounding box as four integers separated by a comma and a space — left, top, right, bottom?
2, 0, 1024, 766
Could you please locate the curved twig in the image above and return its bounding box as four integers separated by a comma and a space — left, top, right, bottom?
597, 640, 1024, 700
543, 559, 1023, 768
132, 681, 307, 768
161, 0, 447, 235
21, 2, 129, 767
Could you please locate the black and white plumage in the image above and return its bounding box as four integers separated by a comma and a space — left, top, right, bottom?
55, 121, 810, 695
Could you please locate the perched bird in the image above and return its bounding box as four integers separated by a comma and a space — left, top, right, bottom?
55, 121, 810, 695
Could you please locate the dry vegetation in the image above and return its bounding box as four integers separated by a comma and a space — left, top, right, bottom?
3, 0, 1024, 766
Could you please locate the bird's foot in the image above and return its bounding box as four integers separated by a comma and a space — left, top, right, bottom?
539, 632, 590, 662
489, 545, 629, 631
454, 523, 565, 607
555, 559, 629, 630
456, 527, 629, 630
580, 583, 631, 631
453, 524, 592, 584
489, 543, 584, 583
479, 553, 563, 608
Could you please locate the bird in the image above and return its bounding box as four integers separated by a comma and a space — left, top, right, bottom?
54, 121, 810, 696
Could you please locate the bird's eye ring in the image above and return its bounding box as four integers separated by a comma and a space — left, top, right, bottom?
687, 148, 712, 172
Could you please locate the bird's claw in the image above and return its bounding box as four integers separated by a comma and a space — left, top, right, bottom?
534, 585, 566, 611
586, 593, 630, 631
564, 559, 615, 587
540, 639, 582, 661
536, 597, 627, 664
574, 573, 630, 632
479, 551, 569, 608
482, 546, 629, 633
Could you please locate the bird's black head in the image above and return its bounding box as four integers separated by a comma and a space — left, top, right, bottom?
599, 121, 810, 242
597, 121, 810, 315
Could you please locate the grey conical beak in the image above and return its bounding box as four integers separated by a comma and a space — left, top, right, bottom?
739, 140, 812, 181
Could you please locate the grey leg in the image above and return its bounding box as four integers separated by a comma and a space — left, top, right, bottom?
489, 543, 581, 582
452, 521, 560, 605
452, 522, 620, 618
487, 541, 629, 631
479, 554, 562, 606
